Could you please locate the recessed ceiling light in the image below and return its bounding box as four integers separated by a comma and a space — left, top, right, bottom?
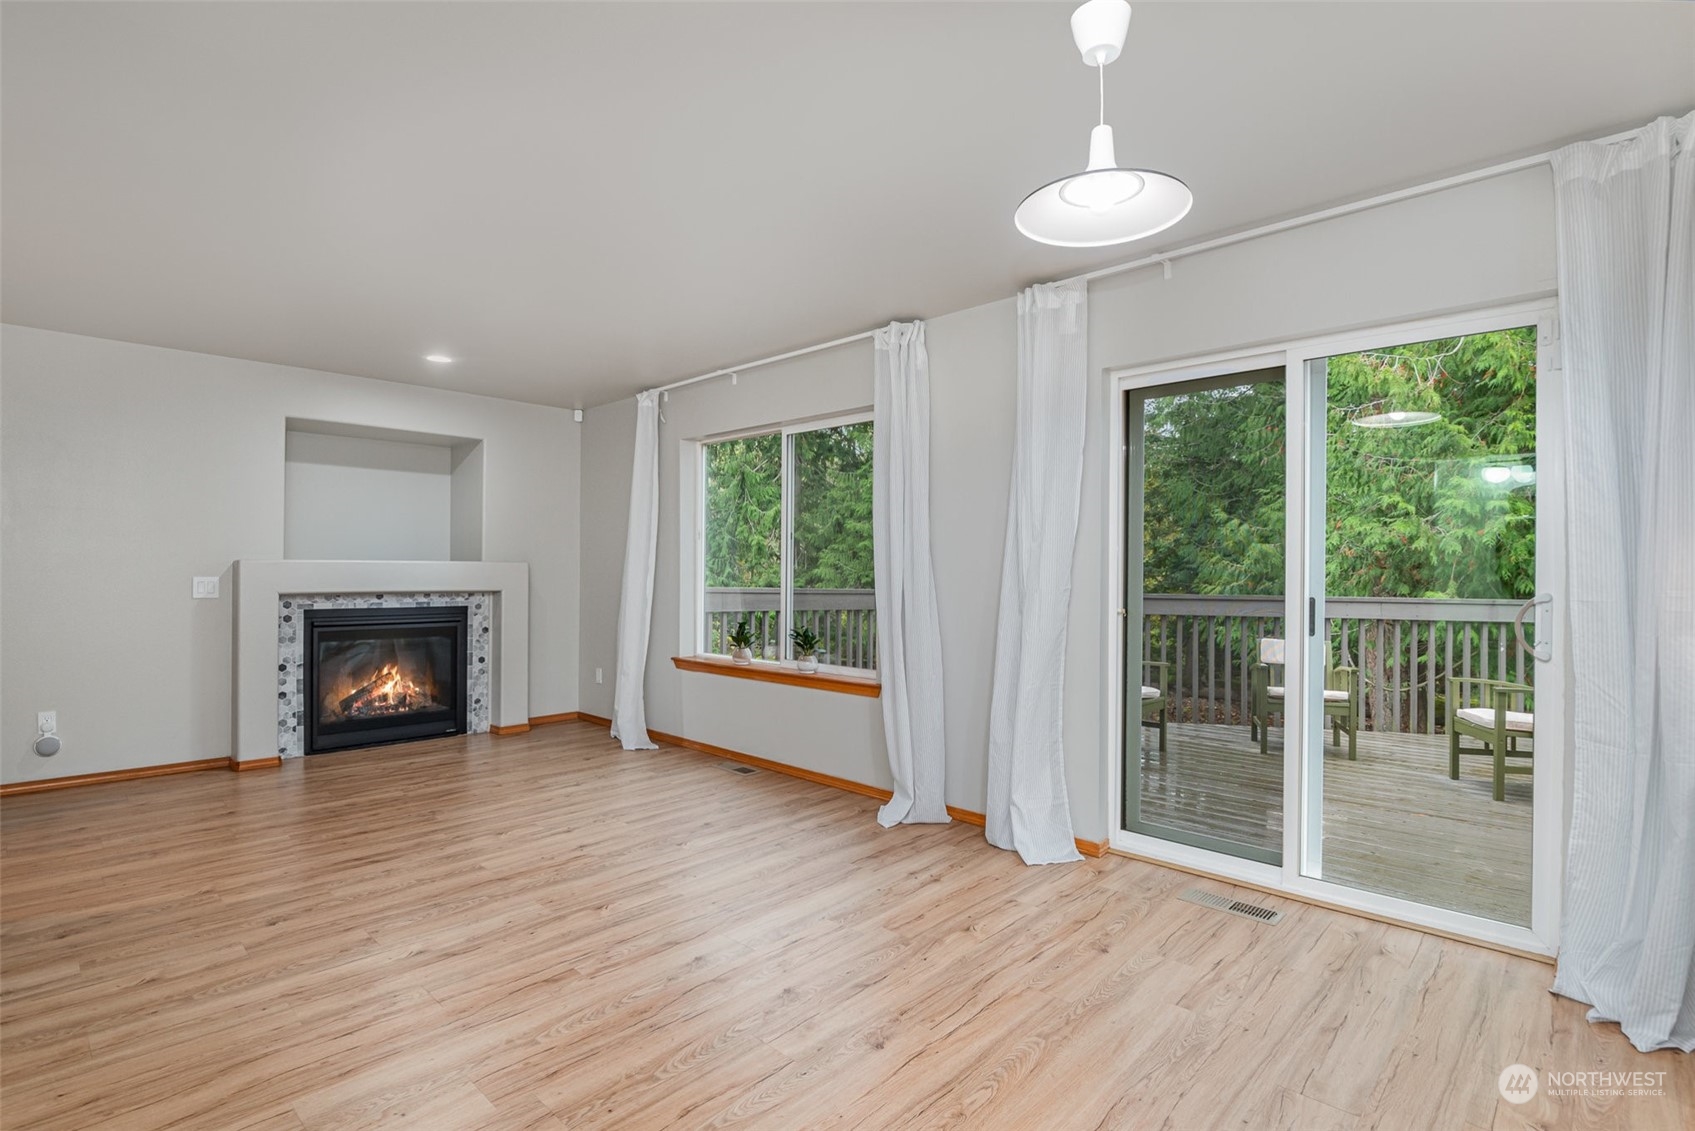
424, 354, 454, 364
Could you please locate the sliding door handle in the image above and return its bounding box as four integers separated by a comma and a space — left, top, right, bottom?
1514, 594, 1553, 663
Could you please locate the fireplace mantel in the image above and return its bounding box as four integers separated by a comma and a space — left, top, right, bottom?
231, 560, 528, 764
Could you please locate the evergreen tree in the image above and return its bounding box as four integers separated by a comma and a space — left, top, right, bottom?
1141, 327, 1537, 600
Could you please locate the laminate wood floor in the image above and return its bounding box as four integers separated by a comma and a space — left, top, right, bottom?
2, 723, 1687, 1130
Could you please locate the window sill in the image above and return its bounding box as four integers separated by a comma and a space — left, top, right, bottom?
671, 655, 881, 698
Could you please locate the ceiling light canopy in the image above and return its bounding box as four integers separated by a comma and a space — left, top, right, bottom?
424, 354, 454, 364
1016, 1, 1193, 248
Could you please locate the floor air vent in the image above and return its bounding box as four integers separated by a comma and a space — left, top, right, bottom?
1178, 888, 1284, 925
720, 763, 758, 776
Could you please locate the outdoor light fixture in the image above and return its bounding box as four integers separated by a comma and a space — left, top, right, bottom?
1351, 409, 1443, 429
1015, 0, 1193, 248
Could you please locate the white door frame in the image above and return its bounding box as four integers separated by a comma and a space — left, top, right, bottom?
1103, 298, 1565, 956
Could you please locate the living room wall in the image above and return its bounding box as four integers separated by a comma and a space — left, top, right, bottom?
0, 328, 581, 785
1, 165, 1560, 813
577, 165, 1561, 842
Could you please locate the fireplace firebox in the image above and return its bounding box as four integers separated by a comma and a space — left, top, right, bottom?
302, 606, 469, 754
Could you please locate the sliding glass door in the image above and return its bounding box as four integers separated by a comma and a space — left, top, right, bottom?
1117, 303, 1563, 949
1299, 322, 1548, 929
1123, 367, 1286, 865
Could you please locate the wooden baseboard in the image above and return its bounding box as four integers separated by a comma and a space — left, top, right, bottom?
646, 727, 895, 803
943, 805, 1107, 858
1, 758, 230, 797
578, 712, 612, 728
587, 718, 1110, 860
4, 713, 588, 794
491, 711, 582, 737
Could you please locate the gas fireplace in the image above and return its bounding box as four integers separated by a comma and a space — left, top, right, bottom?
302, 606, 468, 754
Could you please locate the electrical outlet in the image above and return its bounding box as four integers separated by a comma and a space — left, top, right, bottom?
38, 711, 56, 734
595, 667, 604, 685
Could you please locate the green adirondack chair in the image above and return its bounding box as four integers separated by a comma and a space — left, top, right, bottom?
1139, 660, 1170, 760
1250, 638, 1359, 760
1447, 678, 1533, 802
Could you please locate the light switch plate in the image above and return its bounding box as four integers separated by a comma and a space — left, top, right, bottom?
193, 576, 220, 599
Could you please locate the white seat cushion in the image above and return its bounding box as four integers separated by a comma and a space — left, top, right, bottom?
1457, 707, 1534, 733
1141, 686, 1162, 700
1265, 686, 1350, 703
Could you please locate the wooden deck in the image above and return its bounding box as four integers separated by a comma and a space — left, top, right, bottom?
1135, 722, 1532, 926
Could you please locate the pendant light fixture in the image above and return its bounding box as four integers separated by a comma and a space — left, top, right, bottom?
1351, 409, 1443, 429
1016, 0, 1193, 248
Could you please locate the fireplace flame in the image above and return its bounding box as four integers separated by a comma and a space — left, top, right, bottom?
326, 661, 441, 720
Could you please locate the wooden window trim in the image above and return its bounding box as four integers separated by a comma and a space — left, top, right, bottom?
671, 655, 881, 698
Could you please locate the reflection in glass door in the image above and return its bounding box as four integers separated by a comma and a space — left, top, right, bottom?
1123, 368, 1286, 864
1302, 327, 1539, 927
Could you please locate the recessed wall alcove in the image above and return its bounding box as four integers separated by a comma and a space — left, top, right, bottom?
283, 419, 484, 561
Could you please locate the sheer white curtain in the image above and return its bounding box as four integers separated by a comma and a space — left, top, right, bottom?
1549, 111, 1694, 1053
985, 281, 1089, 864
873, 321, 949, 826
610, 391, 660, 751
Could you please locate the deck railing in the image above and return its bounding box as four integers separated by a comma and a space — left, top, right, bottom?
704, 588, 878, 671
702, 589, 1525, 727
1139, 594, 1533, 734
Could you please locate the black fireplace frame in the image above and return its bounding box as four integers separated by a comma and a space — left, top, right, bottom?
301, 605, 469, 755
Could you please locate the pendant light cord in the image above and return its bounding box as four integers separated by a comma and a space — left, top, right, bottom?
1097, 61, 1105, 127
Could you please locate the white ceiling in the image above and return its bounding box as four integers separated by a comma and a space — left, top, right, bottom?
4, 2, 1691, 409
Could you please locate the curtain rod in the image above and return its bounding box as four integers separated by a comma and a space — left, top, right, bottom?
1061, 124, 1645, 287
649, 328, 878, 397
645, 123, 1646, 399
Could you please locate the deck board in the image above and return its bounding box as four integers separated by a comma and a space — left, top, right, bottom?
1134, 722, 1532, 925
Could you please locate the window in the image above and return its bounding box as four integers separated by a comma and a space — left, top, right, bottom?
701, 417, 876, 672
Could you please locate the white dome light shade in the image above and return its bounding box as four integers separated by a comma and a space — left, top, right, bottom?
1351, 410, 1442, 429
1016, 124, 1192, 247
1016, 171, 1192, 247
1479, 464, 1536, 485
1058, 168, 1145, 212
1016, 2, 1192, 249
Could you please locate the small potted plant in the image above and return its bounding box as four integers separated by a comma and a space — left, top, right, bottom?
790, 625, 821, 673
726, 619, 755, 665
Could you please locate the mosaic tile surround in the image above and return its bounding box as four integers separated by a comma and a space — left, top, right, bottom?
276, 592, 494, 757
